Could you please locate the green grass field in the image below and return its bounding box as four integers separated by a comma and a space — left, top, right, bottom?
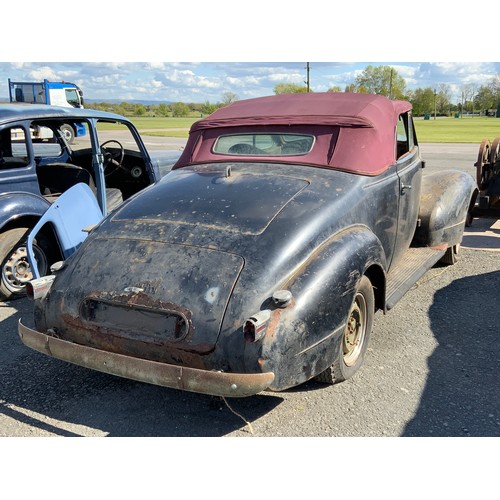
413, 116, 500, 143
121, 115, 500, 143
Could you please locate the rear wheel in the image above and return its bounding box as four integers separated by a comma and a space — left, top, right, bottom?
60, 124, 75, 144
0, 228, 48, 300
315, 275, 374, 384
440, 243, 460, 266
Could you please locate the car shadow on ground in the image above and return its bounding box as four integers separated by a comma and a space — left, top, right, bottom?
0, 301, 282, 437
402, 270, 500, 436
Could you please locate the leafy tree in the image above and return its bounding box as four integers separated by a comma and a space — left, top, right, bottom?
460, 84, 476, 113
157, 103, 170, 116
474, 75, 500, 112
201, 101, 220, 115
408, 87, 435, 115
436, 84, 452, 115
274, 83, 309, 94
189, 102, 203, 113
133, 104, 147, 116
171, 102, 190, 117
354, 65, 406, 99
327, 86, 342, 92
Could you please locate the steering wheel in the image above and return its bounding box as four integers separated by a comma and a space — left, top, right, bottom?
101, 140, 125, 176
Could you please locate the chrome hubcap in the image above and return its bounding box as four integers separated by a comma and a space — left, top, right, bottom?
2, 245, 47, 293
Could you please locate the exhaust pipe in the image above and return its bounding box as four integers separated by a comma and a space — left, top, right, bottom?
26, 275, 56, 301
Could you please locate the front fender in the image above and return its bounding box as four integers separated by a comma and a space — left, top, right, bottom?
246, 226, 387, 391
0, 192, 50, 231
414, 170, 476, 247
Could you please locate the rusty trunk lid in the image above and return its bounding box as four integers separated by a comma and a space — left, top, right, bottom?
60, 237, 244, 354
111, 164, 310, 236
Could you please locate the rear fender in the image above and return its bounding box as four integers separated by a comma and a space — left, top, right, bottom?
414, 170, 476, 247
245, 226, 386, 390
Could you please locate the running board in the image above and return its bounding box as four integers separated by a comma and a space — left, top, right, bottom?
386, 247, 446, 310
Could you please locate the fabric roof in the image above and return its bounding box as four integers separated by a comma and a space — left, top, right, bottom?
175, 93, 413, 175
191, 93, 411, 131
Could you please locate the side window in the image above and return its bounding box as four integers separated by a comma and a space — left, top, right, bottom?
409, 113, 417, 147
0, 126, 30, 168
96, 119, 141, 155
65, 88, 80, 108
396, 113, 410, 160
30, 125, 63, 158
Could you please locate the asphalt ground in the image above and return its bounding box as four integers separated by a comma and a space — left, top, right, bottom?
1, 141, 498, 496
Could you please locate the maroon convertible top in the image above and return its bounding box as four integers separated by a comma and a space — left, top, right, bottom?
175, 93, 413, 175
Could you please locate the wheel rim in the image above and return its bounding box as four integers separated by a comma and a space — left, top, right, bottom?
1, 244, 48, 294
343, 292, 367, 367
490, 137, 500, 166
475, 139, 491, 190
60, 126, 73, 142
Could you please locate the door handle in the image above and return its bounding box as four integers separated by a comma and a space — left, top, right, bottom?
401, 184, 412, 194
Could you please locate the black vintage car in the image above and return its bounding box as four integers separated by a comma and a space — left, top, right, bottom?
0, 104, 179, 300
19, 93, 477, 397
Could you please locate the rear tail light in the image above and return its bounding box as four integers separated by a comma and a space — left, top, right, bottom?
26, 275, 56, 301
243, 310, 271, 343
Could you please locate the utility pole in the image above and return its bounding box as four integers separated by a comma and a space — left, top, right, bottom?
305, 63, 310, 92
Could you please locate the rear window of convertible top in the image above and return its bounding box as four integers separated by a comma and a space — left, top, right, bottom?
213, 133, 315, 156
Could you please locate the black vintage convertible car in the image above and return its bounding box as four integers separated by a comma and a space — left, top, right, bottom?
19, 93, 477, 397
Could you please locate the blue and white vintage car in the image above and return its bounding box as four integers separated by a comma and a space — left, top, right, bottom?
0, 104, 179, 300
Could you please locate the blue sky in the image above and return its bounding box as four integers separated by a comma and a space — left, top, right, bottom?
2, 61, 498, 104
2, 2, 498, 105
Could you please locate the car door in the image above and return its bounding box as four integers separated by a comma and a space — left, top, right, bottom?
391, 112, 423, 267
0, 124, 40, 195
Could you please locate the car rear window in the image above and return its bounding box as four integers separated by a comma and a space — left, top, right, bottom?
213, 133, 315, 156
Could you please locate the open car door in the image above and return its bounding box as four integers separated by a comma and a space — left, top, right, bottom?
26, 183, 103, 279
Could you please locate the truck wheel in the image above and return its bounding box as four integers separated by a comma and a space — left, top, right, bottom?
60, 124, 75, 144
0, 228, 48, 300
315, 275, 374, 384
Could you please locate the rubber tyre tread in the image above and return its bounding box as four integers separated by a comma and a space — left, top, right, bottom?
60, 124, 75, 144
440, 244, 459, 266
314, 275, 375, 385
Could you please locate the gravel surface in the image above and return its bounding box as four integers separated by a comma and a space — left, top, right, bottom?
2, 140, 497, 496
1, 246, 498, 438
1, 140, 498, 439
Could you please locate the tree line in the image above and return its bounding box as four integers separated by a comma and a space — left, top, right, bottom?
86, 66, 500, 118
275, 65, 500, 116
86, 91, 238, 118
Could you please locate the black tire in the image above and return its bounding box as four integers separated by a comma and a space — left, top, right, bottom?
315, 275, 374, 384
60, 124, 75, 144
0, 227, 48, 300
465, 211, 473, 227
440, 244, 459, 266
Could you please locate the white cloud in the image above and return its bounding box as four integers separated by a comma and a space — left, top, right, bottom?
268, 72, 304, 83
1, 61, 498, 103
